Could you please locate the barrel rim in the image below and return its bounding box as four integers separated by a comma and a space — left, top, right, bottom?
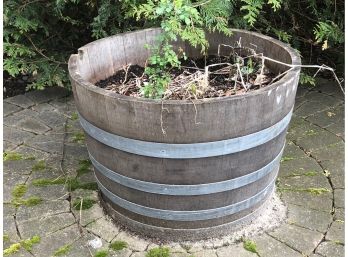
68, 28, 301, 105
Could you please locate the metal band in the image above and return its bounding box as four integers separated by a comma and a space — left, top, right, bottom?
90, 144, 283, 196
95, 174, 276, 221
78, 108, 292, 159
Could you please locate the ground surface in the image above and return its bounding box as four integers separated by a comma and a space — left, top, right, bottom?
3, 79, 344, 257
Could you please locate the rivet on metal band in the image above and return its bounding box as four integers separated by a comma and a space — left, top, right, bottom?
90, 144, 283, 196
95, 174, 276, 221
78, 108, 293, 159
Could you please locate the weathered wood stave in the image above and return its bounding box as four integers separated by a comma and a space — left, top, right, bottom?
68, 28, 301, 240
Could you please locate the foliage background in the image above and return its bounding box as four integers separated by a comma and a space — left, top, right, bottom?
4, 0, 344, 91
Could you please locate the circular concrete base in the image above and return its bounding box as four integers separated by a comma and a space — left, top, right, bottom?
100, 190, 287, 242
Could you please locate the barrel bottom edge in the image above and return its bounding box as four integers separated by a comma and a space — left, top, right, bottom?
99, 189, 286, 241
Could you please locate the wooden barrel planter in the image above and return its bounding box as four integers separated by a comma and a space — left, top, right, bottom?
68, 28, 301, 240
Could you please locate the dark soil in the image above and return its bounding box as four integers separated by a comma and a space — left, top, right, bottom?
96, 54, 275, 100
3, 72, 31, 99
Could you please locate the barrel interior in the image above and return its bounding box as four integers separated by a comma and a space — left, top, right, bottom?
76, 28, 292, 84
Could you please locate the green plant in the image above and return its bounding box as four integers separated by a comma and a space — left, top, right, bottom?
243, 239, 258, 254
32, 177, 98, 191
72, 198, 96, 210
109, 241, 128, 251
3, 235, 41, 256
53, 244, 71, 256
76, 159, 92, 177
21, 235, 41, 251
32, 160, 46, 171
94, 250, 108, 257
11, 196, 43, 207
131, 0, 231, 98
3, 152, 23, 161
4, 0, 343, 93
12, 184, 27, 198
3, 243, 21, 256
146, 247, 170, 257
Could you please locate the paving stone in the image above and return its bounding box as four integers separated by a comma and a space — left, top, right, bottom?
65, 233, 104, 257
16, 200, 70, 222
31, 102, 57, 113
4, 159, 36, 175
130, 252, 146, 257
3, 248, 32, 257
4, 102, 22, 116
313, 79, 344, 99
3, 173, 29, 202
3, 216, 21, 246
252, 234, 302, 257
293, 130, 342, 152
287, 203, 332, 233
320, 160, 344, 189
170, 253, 193, 257
279, 156, 322, 178
315, 241, 344, 257
304, 92, 342, 108
334, 189, 344, 208
326, 221, 344, 243
306, 109, 339, 128
86, 217, 120, 242
294, 101, 331, 118
310, 142, 344, 162
25, 86, 70, 104
63, 145, 89, 174
269, 224, 323, 255
295, 85, 310, 98
4, 109, 42, 127
36, 110, 67, 128
4, 125, 35, 145
16, 117, 51, 134
280, 172, 331, 191
72, 202, 104, 227
282, 141, 307, 160
71, 189, 99, 201
216, 243, 257, 257
31, 225, 81, 257
25, 133, 64, 154
26, 184, 69, 201
49, 97, 71, 110
109, 248, 133, 257
280, 190, 332, 212
334, 208, 344, 221
325, 122, 345, 139
193, 249, 217, 257
78, 171, 97, 184
288, 114, 306, 130
4, 203, 17, 217
294, 96, 308, 109
183, 242, 205, 253
115, 231, 149, 251
5, 95, 36, 108
4, 140, 18, 151
18, 213, 76, 238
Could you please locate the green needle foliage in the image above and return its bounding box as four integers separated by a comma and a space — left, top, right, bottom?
4, 0, 344, 92
130, 0, 231, 98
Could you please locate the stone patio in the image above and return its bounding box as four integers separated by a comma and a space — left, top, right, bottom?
3, 79, 344, 257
